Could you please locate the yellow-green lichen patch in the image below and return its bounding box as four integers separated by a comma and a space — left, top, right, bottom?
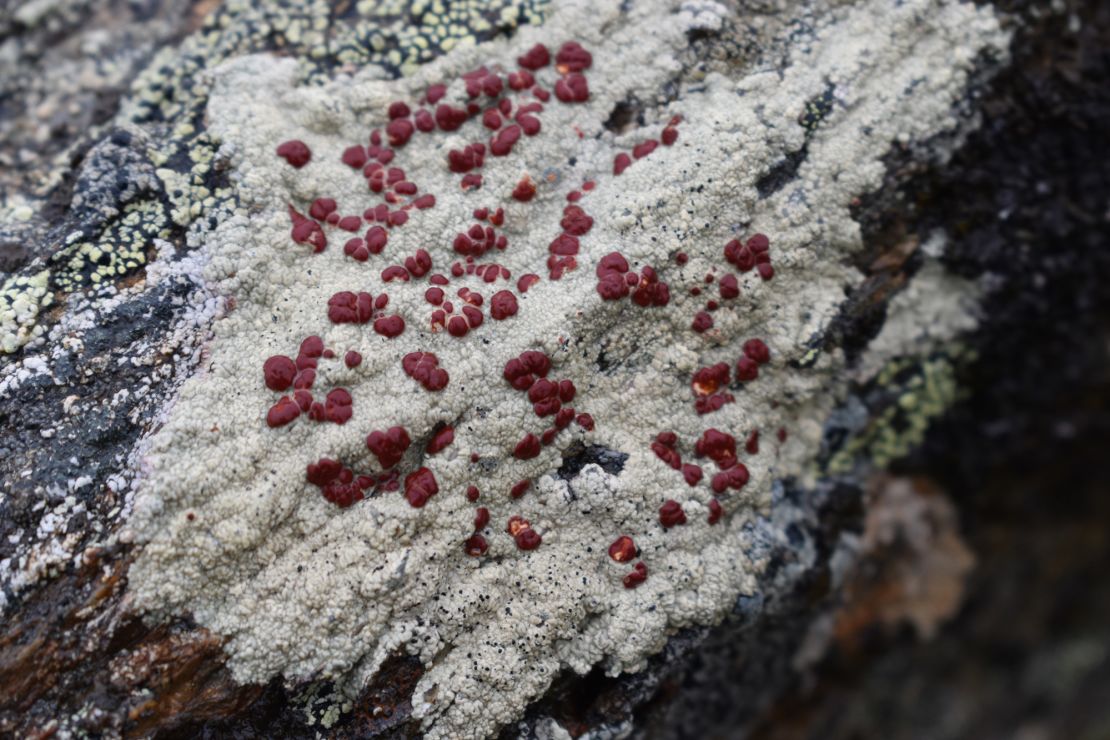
153, 132, 234, 228
826, 348, 975, 475
336, 0, 550, 75
50, 199, 171, 291
122, 0, 550, 128
0, 269, 53, 354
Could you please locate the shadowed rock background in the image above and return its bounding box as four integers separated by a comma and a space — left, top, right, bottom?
0, 0, 1107, 738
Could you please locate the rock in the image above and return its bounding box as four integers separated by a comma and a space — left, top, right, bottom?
0, 0, 1101, 738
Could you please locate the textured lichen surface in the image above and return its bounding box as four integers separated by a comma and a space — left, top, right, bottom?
121, 0, 1006, 737
0, 0, 549, 357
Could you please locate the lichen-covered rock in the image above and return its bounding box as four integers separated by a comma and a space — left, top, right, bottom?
117, 0, 1008, 737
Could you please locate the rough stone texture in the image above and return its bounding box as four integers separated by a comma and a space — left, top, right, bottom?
0, 0, 1106, 738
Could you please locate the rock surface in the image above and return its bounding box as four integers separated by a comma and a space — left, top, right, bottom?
0, 0, 1106, 738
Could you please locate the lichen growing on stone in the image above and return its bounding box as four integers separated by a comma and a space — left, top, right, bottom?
126, 0, 1007, 737
0, 0, 552, 357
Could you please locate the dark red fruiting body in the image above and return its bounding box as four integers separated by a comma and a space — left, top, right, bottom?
466, 485, 480, 502
745, 430, 760, 454
695, 429, 737, 469
736, 356, 759, 382
267, 396, 300, 427
514, 433, 541, 460
324, 388, 353, 424
426, 425, 455, 454
511, 177, 536, 202
517, 274, 540, 293
402, 352, 449, 391
719, 274, 740, 299
632, 140, 658, 159
366, 426, 411, 469
692, 363, 730, 396
436, 104, 469, 132
692, 312, 713, 332
510, 479, 531, 498
659, 500, 687, 528
474, 507, 490, 531
515, 528, 542, 551
596, 252, 630, 300
555, 41, 592, 72
613, 153, 632, 175
306, 458, 364, 508
554, 74, 589, 103
264, 355, 297, 391
342, 145, 368, 169
651, 432, 682, 470
276, 140, 311, 167
608, 536, 636, 562
560, 205, 593, 235
710, 464, 749, 493
623, 562, 648, 589
465, 534, 489, 556
708, 498, 723, 524
309, 198, 337, 220
517, 43, 550, 69
288, 206, 326, 253
373, 315, 406, 338
490, 290, 519, 320
743, 338, 771, 364
404, 467, 439, 507
425, 83, 447, 104
328, 291, 375, 324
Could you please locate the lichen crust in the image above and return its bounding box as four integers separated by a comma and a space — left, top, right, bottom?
127, 0, 1007, 736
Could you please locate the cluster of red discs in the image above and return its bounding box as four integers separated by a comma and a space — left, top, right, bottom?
689, 338, 772, 414
306, 422, 457, 510
263, 336, 353, 428
595, 252, 671, 306
266, 38, 781, 589
544, 200, 595, 280
648, 424, 759, 532
612, 114, 683, 176
504, 350, 595, 460
689, 233, 776, 334
402, 351, 449, 391
608, 536, 647, 589
326, 290, 405, 338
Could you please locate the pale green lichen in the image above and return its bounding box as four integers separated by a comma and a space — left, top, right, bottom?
49, 199, 169, 291
827, 348, 975, 476
826, 258, 983, 474
0, 270, 53, 354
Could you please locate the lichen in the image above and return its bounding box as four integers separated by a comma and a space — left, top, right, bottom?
826, 258, 983, 475
0, 270, 53, 354
127, 0, 1007, 737
0, 0, 549, 355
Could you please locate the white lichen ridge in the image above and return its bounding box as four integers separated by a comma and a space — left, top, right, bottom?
127, 0, 1007, 737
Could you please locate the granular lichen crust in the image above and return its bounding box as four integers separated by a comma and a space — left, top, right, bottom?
0, 0, 551, 358
127, 0, 1007, 737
